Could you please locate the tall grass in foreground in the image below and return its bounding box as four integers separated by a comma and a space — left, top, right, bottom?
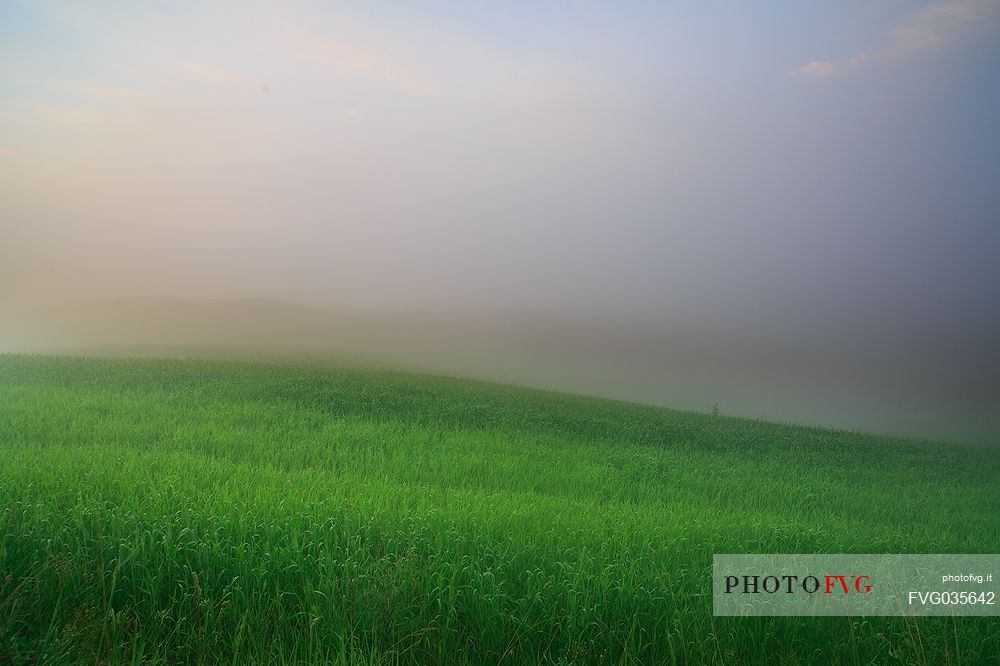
1, 355, 998, 664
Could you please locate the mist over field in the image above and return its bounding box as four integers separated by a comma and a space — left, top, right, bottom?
3, 0, 999, 442
3, 296, 998, 445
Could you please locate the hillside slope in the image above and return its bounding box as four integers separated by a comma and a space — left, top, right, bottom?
1, 355, 998, 664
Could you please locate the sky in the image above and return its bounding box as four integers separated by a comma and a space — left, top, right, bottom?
2, 0, 999, 333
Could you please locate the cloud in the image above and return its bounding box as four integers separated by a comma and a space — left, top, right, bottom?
797, 61, 839, 77
796, 0, 1000, 77
68, 81, 141, 100
271, 20, 440, 97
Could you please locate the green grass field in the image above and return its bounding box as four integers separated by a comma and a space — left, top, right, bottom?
2, 355, 998, 664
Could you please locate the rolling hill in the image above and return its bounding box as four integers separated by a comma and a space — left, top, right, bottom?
2, 355, 998, 664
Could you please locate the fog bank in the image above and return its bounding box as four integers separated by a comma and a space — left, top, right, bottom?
2, 2, 999, 443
